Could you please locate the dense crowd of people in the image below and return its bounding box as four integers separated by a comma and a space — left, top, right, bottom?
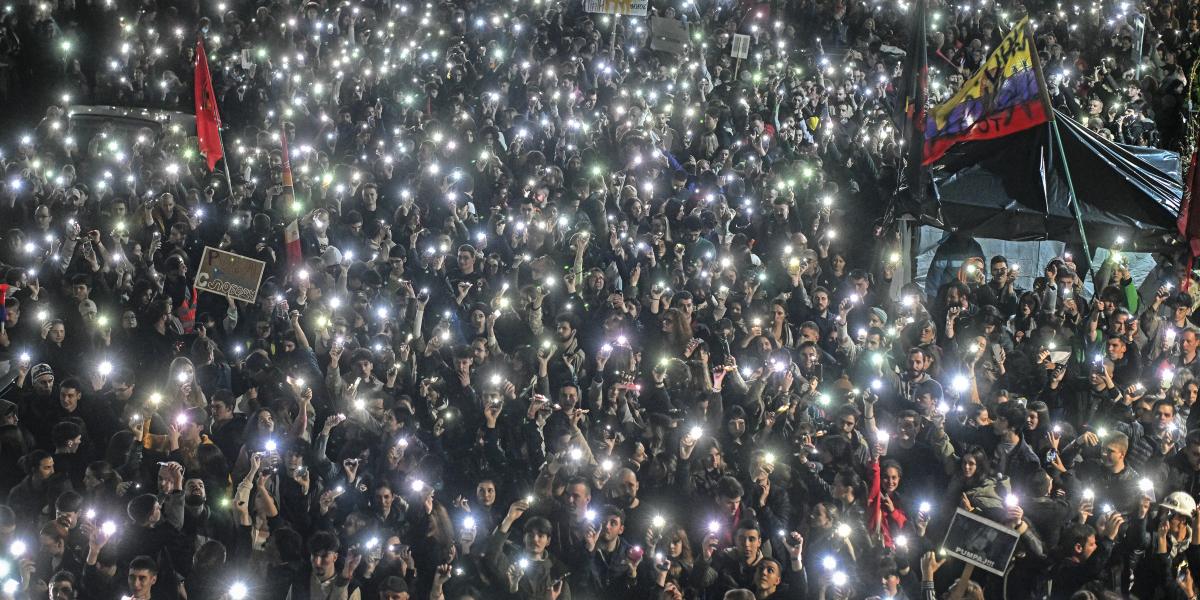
0, 0, 1195, 598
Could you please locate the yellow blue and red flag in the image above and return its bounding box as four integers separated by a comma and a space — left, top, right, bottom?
923, 17, 1049, 165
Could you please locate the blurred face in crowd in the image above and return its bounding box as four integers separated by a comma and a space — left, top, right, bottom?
210, 399, 232, 421
1174, 304, 1191, 324
556, 320, 575, 343
476, 481, 496, 507
718, 492, 741, 517
1110, 313, 1130, 335
470, 339, 488, 364
1155, 404, 1176, 431
310, 549, 338, 575
1075, 534, 1098, 560
342, 513, 368, 538
1101, 441, 1126, 471
1105, 337, 1126, 360
881, 466, 900, 494
898, 415, 919, 442
33, 372, 55, 396
28, 202, 53, 226
735, 527, 761, 563
353, 356, 373, 379
50, 578, 75, 600
838, 413, 857, 438
523, 528, 550, 555
852, 276, 869, 297
1184, 330, 1200, 356
813, 290, 829, 312
990, 261, 1008, 283
703, 446, 723, 471
599, 515, 623, 542
457, 249, 475, 272
185, 478, 206, 501
726, 415, 745, 437
127, 569, 156, 599
1185, 383, 1200, 407
1185, 441, 1200, 470
615, 470, 638, 502
962, 455, 978, 479
59, 386, 80, 412
907, 351, 929, 376
799, 346, 819, 371
1026, 410, 1040, 431
563, 482, 590, 518
946, 287, 964, 308
919, 323, 936, 344
39, 532, 63, 557
375, 486, 394, 513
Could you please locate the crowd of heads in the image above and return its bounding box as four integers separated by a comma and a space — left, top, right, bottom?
0, 0, 1195, 598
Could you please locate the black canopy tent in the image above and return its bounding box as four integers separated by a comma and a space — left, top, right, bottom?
925, 109, 1184, 252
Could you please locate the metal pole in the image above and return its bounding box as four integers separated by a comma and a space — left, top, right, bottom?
895, 215, 914, 298
1028, 19, 1096, 284
1051, 119, 1095, 281
215, 126, 235, 198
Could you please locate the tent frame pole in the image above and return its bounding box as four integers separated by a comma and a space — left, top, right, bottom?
1027, 19, 1094, 286
1027, 19, 1095, 283
1050, 119, 1095, 282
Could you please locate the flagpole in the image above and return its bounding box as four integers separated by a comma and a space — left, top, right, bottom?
278, 125, 296, 209
891, 0, 928, 283
901, 0, 928, 219
1027, 21, 1094, 280
216, 127, 235, 200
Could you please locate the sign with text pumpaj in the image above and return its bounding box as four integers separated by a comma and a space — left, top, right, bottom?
195, 246, 266, 303
941, 508, 1020, 576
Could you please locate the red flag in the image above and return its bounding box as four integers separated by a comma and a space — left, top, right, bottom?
279, 127, 302, 267
284, 219, 302, 267
194, 40, 224, 172
868, 459, 883, 538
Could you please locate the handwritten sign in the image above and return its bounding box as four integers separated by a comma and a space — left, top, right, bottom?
583, 0, 647, 16
195, 246, 266, 303
941, 508, 1020, 576
731, 34, 751, 59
